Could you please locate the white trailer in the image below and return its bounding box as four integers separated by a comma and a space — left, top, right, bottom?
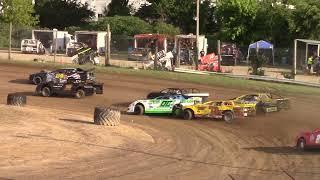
32, 29, 72, 53
74, 31, 107, 54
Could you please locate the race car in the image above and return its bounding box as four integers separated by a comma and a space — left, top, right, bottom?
230, 93, 290, 114
182, 100, 248, 123
36, 80, 103, 99
296, 129, 320, 151
127, 94, 207, 115
146, 88, 208, 99
29, 68, 95, 85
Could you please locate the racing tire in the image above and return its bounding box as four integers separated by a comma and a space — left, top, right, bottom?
134, 104, 144, 115
94, 107, 121, 126
7, 93, 26, 106
183, 109, 193, 120
41, 87, 51, 97
172, 105, 183, 118
75, 89, 85, 99
223, 111, 234, 123
33, 76, 42, 85
297, 138, 306, 151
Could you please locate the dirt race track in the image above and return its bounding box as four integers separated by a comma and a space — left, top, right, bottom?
0, 64, 320, 180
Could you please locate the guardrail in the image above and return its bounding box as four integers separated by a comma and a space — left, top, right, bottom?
174, 68, 320, 88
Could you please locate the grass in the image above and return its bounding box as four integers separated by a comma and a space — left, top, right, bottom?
1, 59, 320, 96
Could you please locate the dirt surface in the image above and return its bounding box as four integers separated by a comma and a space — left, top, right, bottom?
1, 64, 320, 179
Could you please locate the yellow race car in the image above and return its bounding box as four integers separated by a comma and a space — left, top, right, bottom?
230, 93, 290, 113
182, 100, 248, 123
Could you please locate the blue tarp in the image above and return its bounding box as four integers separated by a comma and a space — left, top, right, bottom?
249, 40, 273, 49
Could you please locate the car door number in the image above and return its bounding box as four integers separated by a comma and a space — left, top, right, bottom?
160, 101, 172, 107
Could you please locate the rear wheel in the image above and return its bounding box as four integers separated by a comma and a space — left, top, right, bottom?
134, 104, 144, 115
223, 111, 234, 123
75, 89, 85, 99
33, 76, 42, 85
297, 138, 306, 151
183, 109, 193, 120
41, 87, 51, 97
172, 105, 183, 118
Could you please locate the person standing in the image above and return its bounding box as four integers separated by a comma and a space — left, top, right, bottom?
308, 55, 314, 74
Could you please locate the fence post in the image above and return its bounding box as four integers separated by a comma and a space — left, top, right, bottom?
105, 24, 111, 66
176, 39, 180, 67
8, 22, 12, 61
154, 46, 158, 70
217, 40, 221, 72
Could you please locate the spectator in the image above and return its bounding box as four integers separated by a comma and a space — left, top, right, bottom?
200, 49, 205, 58
307, 55, 313, 74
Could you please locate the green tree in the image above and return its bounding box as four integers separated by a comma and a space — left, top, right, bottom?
290, 0, 320, 40
216, 0, 258, 45
0, 0, 37, 60
104, 0, 131, 16
135, 0, 217, 34
89, 16, 152, 36
152, 22, 180, 35
35, 0, 94, 29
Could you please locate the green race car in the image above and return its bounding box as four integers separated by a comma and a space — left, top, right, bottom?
127, 94, 208, 115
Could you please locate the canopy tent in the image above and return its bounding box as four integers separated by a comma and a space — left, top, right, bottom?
247, 40, 275, 65
293, 39, 320, 75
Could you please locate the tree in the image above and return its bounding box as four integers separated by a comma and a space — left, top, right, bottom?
152, 22, 180, 35
215, 0, 258, 45
135, 0, 217, 34
35, 0, 94, 29
290, 0, 320, 40
104, 0, 131, 16
0, 0, 37, 60
90, 16, 152, 36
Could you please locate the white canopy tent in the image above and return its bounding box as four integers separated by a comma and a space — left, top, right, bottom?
293, 39, 320, 75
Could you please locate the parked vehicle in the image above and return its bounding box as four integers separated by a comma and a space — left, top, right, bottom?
296, 129, 320, 151
182, 100, 248, 123
21, 39, 45, 54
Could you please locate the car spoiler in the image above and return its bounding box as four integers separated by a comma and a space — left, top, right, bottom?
184, 93, 209, 97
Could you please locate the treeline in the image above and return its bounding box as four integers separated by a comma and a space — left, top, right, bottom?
1, 0, 320, 47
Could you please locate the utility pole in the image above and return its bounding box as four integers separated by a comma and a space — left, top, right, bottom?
53, 29, 57, 63
105, 24, 111, 66
196, 0, 200, 69
8, 22, 12, 60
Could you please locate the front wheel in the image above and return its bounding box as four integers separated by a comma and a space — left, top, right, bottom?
134, 104, 144, 115
223, 111, 234, 123
41, 87, 51, 97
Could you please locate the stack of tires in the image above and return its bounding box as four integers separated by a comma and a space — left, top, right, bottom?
7, 93, 27, 106
94, 107, 121, 126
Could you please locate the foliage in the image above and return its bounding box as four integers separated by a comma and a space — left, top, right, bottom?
104, 0, 131, 16
290, 0, 320, 40
135, 0, 216, 34
152, 22, 180, 35
0, 0, 37, 26
248, 53, 267, 76
0, 23, 33, 48
35, 0, 94, 29
215, 0, 258, 45
90, 16, 152, 35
